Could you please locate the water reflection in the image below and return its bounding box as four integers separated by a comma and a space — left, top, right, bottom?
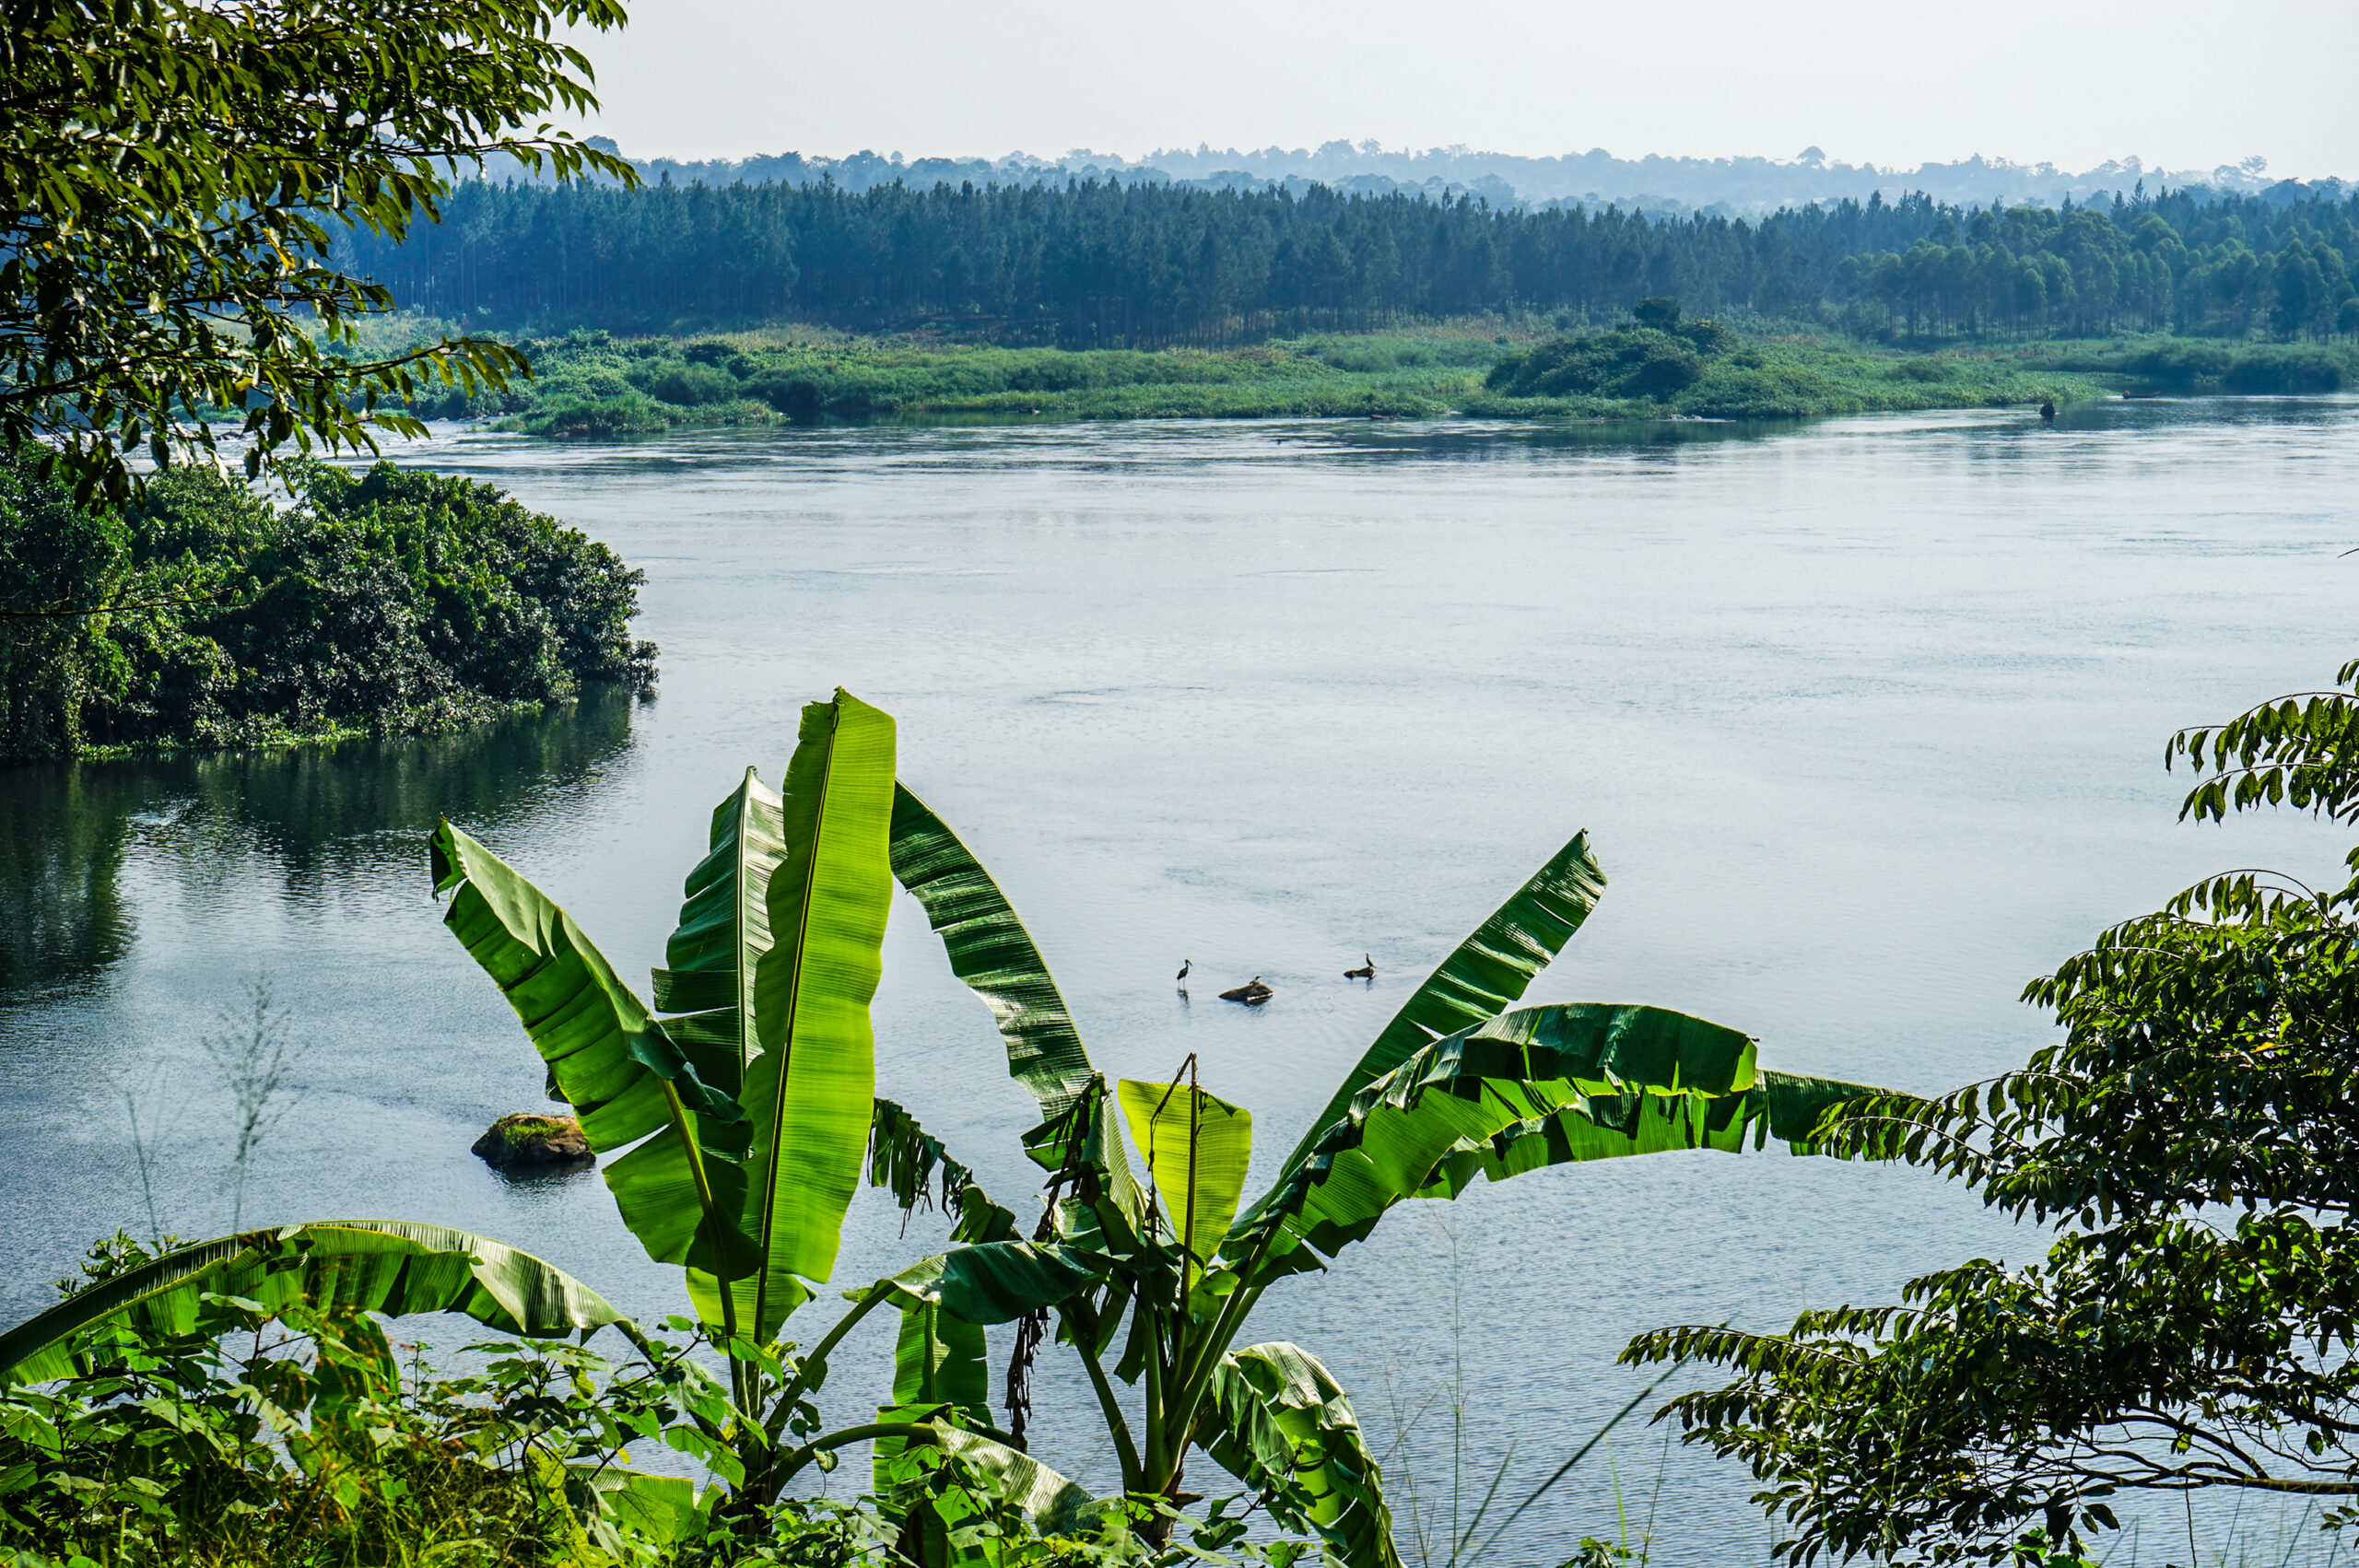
0, 689, 640, 1002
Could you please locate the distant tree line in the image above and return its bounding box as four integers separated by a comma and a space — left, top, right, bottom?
1840, 196, 2359, 339
342, 178, 2359, 346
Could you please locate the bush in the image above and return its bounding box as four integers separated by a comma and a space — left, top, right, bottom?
1484, 308, 1735, 402
511, 392, 674, 437
643, 363, 743, 406
2222, 344, 2345, 392
0, 451, 656, 760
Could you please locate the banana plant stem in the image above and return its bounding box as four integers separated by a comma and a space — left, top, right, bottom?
1142, 1305, 1170, 1489
1062, 1302, 1144, 1493
768, 1283, 889, 1433
775, 1421, 941, 1485
655, 1081, 749, 1415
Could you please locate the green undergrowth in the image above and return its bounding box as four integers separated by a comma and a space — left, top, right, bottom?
0, 1236, 1311, 1568
394, 315, 2113, 436
2013, 334, 2359, 393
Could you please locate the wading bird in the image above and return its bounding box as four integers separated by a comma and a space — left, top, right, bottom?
1175, 959, 1191, 983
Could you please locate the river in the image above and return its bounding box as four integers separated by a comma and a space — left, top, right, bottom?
5, 399, 2355, 1567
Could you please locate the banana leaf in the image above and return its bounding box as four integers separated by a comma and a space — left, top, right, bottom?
932, 1427, 1104, 1536
718, 691, 898, 1343
1417, 1068, 1879, 1197
875, 1300, 996, 1490
869, 1242, 1104, 1326
1117, 1078, 1252, 1263
893, 1300, 992, 1411
432, 821, 757, 1295
886, 784, 1097, 1118
431, 821, 741, 1146
651, 766, 789, 1095
1199, 1342, 1402, 1568
573, 1468, 707, 1550
1226, 1003, 1881, 1281
887, 784, 1144, 1221
0, 1221, 620, 1387
1269, 832, 1605, 1188
869, 1098, 1018, 1244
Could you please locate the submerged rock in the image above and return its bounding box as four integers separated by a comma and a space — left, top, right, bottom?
472, 1113, 593, 1170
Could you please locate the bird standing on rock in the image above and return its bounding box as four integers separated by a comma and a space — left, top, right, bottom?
1344, 954, 1376, 979
1219, 976, 1273, 1005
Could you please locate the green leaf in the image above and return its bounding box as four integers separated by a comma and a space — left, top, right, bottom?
1200, 1342, 1402, 1568
576, 1467, 706, 1547
1226, 1003, 1879, 1281
932, 1427, 1104, 1536
869, 1242, 1103, 1326
431, 820, 739, 1145
0, 1222, 620, 1387
886, 783, 1097, 1117
1272, 832, 1606, 1188
875, 1297, 997, 1492
869, 1098, 1018, 1244
651, 766, 790, 1096
719, 691, 898, 1342
432, 821, 757, 1297
1117, 1078, 1253, 1262
893, 1301, 991, 1412
887, 783, 1144, 1222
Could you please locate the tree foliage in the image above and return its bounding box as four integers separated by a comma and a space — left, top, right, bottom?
0, 0, 633, 501
0, 449, 654, 761
1627, 656, 2359, 1564
341, 176, 2359, 348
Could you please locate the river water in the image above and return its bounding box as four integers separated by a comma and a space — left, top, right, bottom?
5, 400, 2356, 1567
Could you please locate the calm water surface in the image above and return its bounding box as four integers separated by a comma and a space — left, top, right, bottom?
6, 400, 2357, 1566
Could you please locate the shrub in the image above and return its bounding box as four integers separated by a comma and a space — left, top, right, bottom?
645, 363, 744, 406
1484, 306, 1735, 403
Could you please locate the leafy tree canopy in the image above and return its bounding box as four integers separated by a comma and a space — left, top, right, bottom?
0, 0, 633, 502
1629, 658, 2359, 1564
0, 447, 654, 760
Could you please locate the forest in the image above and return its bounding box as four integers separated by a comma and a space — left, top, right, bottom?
340, 178, 2359, 346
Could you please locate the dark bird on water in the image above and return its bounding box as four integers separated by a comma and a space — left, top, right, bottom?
1219, 976, 1273, 1005
1344, 954, 1376, 979
1176, 959, 1191, 982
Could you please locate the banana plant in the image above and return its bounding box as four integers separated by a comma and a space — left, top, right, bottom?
428, 688, 1104, 1512
861, 785, 1887, 1565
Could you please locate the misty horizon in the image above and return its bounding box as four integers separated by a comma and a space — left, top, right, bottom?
552, 136, 2343, 220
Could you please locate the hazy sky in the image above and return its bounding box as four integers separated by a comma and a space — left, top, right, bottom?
557, 0, 2358, 178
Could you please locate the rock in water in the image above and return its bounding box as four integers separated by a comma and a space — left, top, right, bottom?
472, 1113, 593, 1169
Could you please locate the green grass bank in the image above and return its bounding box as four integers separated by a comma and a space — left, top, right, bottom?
393, 316, 2146, 435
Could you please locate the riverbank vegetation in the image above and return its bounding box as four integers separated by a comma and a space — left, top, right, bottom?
343, 176, 2358, 349
0, 451, 654, 763
401, 310, 2106, 434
